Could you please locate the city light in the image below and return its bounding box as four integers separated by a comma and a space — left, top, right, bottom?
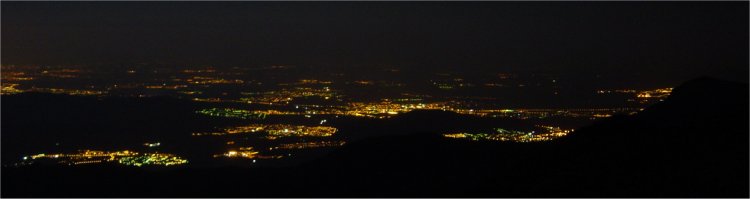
196, 108, 269, 119
18, 150, 188, 167
193, 124, 338, 137
144, 142, 161, 147
443, 125, 574, 142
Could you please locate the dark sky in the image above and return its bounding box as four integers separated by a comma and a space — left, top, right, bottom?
2, 2, 748, 82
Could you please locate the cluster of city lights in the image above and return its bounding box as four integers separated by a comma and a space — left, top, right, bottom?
636, 88, 673, 98
118, 153, 189, 167
193, 124, 337, 138
238, 87, 338, 105
186, 76, 244, 85
196, 108, 269, 119
205, 103, 638, 120
217, 147, 284, 160
274, 141, 346, 150
597, 87, 674, 104
19, 150, 188, 167
443, 125, 573, 142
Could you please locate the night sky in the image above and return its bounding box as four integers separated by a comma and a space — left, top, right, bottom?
2, 2, 748, 83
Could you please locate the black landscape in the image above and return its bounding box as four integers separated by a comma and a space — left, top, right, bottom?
1, 1, 748, 198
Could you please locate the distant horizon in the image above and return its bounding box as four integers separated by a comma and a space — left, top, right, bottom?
2, 1, 748, 83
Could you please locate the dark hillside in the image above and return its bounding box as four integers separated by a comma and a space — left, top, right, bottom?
301, 77, 749, 197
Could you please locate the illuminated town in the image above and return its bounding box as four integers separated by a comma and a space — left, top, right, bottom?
192, 124, 337, 137
196, 108, 269, 119
274, 141, 347, 150
118, 153, 189, 167
443, 125, 573, 142
17, 150, 187, 167
217, 147, 285, 160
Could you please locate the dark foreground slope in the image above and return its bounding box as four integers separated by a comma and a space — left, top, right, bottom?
298, 77, 749, 197
2, 77, 748, 197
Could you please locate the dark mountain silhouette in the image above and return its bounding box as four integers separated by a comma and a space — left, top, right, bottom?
1, 77, 747, 197
298, 77, 749, 197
